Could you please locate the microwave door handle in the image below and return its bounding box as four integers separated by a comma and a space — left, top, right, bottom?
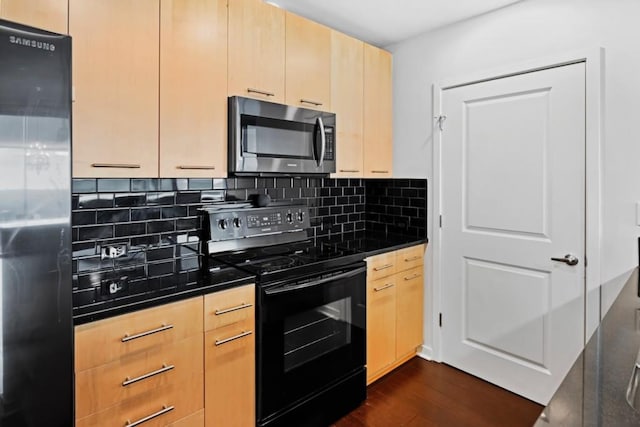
316, 116, 326, 167
264, 266, 366, 296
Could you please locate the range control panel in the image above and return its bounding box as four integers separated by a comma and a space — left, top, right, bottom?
204, 205, 311, 243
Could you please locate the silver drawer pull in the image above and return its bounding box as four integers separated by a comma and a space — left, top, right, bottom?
177, 165, 216, 170
247, 88, 275, 97
404, 274, 421, 281
215, 330, 253, 346
92, 163, 141, 169
122, 324, 174, 343
125, 405, 174, 427
300, 98, 322, 106
374, 283, 395, 292
122, 364, 175, 387
371, 170, 389, 174
214, 302, 253, 316
339, 169, 360, 173
404, 256, 421, 262
373, 264, 393, 271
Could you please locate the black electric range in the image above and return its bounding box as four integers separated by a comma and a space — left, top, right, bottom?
203, 204, 367, 427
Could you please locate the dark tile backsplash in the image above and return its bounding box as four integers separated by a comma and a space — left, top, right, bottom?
71, 177, 427, 308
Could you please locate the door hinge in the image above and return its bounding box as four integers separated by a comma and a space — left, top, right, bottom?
439, 215, 442, 228
434, 115, 447, 131
439, 313, 443, 327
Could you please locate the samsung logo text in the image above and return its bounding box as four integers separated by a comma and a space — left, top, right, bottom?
8, 36, 55, 52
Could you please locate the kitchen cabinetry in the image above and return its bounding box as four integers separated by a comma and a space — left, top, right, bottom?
74, 297, 204, 426
0, 0, 67, 34
160, 0, 227, 178
70, 0, 159, 178
204, 284, 255, 427
366, 244, 425, 384
285, 11, 331, 110
228, 0, 285, 103
331, 30, 364, 178
363, 44, 393, 178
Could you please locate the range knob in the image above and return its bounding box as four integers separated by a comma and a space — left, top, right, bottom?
286, 213, 293, 223
217, 219, 229, 230
233, 217, 242, 228
297, 211, 304, 222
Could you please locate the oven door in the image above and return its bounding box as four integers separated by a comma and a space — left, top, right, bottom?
257, 263, 366, 423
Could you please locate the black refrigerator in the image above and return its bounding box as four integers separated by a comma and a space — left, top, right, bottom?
0, 20, 73, 426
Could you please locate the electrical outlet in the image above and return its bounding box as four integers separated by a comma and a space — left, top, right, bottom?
100, 244, 128, 260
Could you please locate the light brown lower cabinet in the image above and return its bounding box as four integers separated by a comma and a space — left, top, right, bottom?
366, 244, 425, 384
75, 284, 256, 427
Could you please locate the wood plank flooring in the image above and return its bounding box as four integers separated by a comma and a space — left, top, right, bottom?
334, 357, 544, 427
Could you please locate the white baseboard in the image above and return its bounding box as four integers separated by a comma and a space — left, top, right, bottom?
417, 345, 434, 361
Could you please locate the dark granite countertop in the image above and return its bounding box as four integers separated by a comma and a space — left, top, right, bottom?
321, 232, 428, 256
538, 268, 640, 426
73, 267, 254, 325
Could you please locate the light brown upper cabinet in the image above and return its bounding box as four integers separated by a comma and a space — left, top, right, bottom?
285, 12, 331, 111
70, 0, 159, 178
160, 0, 227, 178
330, 30, 364, 178
228, 0, 285, 103
363, 44, 393, 178
0, 0, 67, 34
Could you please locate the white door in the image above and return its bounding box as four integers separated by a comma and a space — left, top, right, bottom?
440, 62, 585, 404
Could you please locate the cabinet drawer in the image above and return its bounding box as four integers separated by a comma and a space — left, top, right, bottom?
76, 373, 204, 427
366, 251, 397, 281
75, 297, 203, 371
396, 244, 425, 272
171, 410, 204, 427
76, 335, 203, 419
204, 284, 255, 331
205, 320, 255, 427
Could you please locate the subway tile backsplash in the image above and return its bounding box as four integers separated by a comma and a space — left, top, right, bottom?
71, 177, 427, 308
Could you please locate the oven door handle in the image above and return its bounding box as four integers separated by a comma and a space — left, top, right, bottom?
264, 266, 366, 296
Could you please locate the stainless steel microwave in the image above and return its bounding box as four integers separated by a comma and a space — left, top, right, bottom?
228, 96, 336, 176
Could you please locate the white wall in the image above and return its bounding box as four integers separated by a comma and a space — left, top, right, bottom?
389, 0, 640, 354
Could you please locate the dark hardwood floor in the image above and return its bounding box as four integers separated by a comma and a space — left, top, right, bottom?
334, 357, 544, 427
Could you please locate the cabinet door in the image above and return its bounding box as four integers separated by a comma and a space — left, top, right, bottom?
0, 0, 67, 34
228, 0, 285, 103
285, 11, 331, 110
205, 322, 255, 426
395, 266, 424, 359
160, 0, 227, 177
70, 0, 159, 178
331, 30, 364, 178
367, 275, 397, 383
363, 44, 393, 178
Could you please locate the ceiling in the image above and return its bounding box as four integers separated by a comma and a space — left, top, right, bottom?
266, 0, 524, 47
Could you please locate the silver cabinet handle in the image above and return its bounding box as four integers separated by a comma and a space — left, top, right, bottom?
122, 364, 175, 387
215, 330, 253, 346
373, 264, 393, 271
92, 163, 141, 169
247, 88, 275, 97
339, 169, 360, 173
374, 283, 395, 292
404, 256, 421, 262
404, 274, 421, 281
125, 405, 174, 427
122, 324, 174, 343
177, 165, 216, 170
214, 302, 253, 316
371, 170, 390, 174
551, 254, 579, 266
300, 98, 322, 106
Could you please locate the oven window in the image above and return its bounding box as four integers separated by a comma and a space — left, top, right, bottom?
242, 115, 316, 159
284, 297, 352, 373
